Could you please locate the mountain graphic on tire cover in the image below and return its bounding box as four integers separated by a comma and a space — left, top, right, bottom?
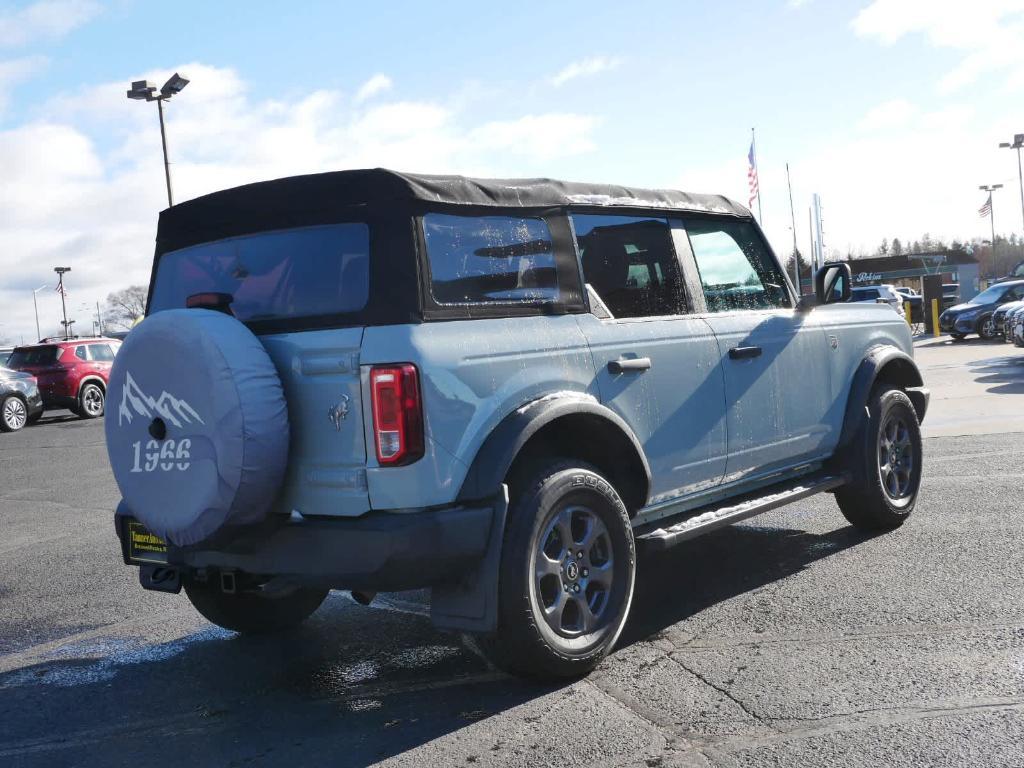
117, 371, 206, 428
105, 309, 289, 546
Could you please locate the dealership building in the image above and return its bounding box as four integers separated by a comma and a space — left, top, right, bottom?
803, 250, 981, 302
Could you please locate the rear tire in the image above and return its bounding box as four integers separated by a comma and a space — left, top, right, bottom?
836, 388, 922, 531
78, 382, 105, 419
978, 315, 997, 340
481, 461, 636, 680
184, 577, 328, 634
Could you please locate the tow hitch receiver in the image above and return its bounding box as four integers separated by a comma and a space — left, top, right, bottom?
139, 564, 181, 594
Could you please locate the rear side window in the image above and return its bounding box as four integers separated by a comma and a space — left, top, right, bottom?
149, 224, 370, 324
7, 346, 57, 367
571, 214, 686, 319
75, 346, 87, 360
686, 218, 790, 312
423, 214, 560, 305
87, 344, 115, 361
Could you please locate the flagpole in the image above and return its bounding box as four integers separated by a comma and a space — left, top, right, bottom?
991, 194, 997, 263
752, 127, 763, 225
786, 162, 799, 291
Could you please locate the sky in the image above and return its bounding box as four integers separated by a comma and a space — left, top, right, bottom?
2, 0, 1024, 343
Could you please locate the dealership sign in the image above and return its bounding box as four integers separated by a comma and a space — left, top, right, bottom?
854, 272, 882, 283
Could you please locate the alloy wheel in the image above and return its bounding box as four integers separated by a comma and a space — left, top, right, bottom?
532, 504, 615, 638
878, 412, 914, 501
82, 385, 104, 416
2, 397, 27, 430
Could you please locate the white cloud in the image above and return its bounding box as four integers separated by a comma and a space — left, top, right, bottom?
670, 100, 1018, 268
852, 0, 1024, 92
0, 0, 101, 48
549, 56, 620, 87
0, 63, 600, 343
857, 98, 916, 131
354, 73, 392, 103
469, 114, 598, 160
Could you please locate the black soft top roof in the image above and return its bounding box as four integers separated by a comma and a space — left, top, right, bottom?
156, 168, 751, 251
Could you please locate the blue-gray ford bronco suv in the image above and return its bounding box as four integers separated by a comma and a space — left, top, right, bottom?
107, 169, 928, 680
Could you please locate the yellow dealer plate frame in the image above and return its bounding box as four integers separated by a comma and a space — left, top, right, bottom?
126, 520, 169, 564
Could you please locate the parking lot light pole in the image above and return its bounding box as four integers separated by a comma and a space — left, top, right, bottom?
999, 134, 1024, 234
54, 267, 71, 339
32, 284, 47, 342
126, 73, 190, 207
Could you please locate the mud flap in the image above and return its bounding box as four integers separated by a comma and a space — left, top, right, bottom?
430, 485, 508, 633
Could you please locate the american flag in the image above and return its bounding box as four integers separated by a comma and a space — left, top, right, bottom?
55, 282, 68, 298
747, 140, 759, 209
979, 194, 992, 218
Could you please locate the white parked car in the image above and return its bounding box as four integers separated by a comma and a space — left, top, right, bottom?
850, 284, 906, 319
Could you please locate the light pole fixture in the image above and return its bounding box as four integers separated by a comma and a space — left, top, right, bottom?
32, 284, 48, 342
127, 72, 190, 207
979, 184, 1004, 263
999, 134, 1024, 234
54, 266, 71, 340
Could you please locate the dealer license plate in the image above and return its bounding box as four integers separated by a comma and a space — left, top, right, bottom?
126, 520, 168, 564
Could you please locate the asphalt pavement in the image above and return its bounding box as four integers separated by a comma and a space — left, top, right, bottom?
2, 338, 1024, 767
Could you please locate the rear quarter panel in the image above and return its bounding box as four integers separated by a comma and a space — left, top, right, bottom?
359, 315, 596, 510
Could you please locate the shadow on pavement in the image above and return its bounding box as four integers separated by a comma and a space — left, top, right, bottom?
622, 522, 875, 647
0, 518, 871, 767
969, 354, 1024, 395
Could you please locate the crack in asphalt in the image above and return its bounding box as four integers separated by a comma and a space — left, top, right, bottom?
716, 696, 1024, 754
668, 655, 775, 732
681, 620, 1024, 650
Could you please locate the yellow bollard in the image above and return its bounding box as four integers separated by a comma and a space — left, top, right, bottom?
905, 301, 912, 328
932, 298, 940, 337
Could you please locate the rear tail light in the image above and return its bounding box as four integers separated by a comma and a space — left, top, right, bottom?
370, 364, 424, 466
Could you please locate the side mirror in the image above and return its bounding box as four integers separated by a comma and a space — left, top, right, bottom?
814, 263, 852, 305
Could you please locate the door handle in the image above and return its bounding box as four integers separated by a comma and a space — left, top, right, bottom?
728, 346, 762, 360
607, 358, 652, 374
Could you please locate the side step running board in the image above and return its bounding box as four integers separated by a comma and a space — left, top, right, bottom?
636, 473, 847, 551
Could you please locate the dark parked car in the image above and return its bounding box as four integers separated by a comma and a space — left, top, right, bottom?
992, 300, 1024, 338
0, 367, 43, 432
939, 280, 1024, 340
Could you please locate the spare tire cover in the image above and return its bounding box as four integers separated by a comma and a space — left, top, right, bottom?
105, 309, 289, 546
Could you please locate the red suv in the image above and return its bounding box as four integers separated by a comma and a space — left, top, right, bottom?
7, 338, 121, 419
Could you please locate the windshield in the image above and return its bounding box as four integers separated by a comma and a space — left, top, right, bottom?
970, 284, 1010, 304
7, 346, 58, 367
149, 223, 370, 324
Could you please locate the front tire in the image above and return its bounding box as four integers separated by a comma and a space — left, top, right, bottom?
0, 395, 28, 432
184, 577, 328, 634
836, 388, 922, 531
482, 462, 636, 680
78, 382, 105, 419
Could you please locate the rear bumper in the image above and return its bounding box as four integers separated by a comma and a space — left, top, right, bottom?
115, 500, 499, 592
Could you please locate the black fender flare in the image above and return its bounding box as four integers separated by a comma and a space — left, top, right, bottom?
836, 345, 927, 454
456, 394, 652, 510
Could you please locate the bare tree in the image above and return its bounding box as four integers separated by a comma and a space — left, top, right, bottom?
103, 286, 148, 330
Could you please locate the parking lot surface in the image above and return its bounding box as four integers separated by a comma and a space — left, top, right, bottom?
2, 339, 1023, 767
